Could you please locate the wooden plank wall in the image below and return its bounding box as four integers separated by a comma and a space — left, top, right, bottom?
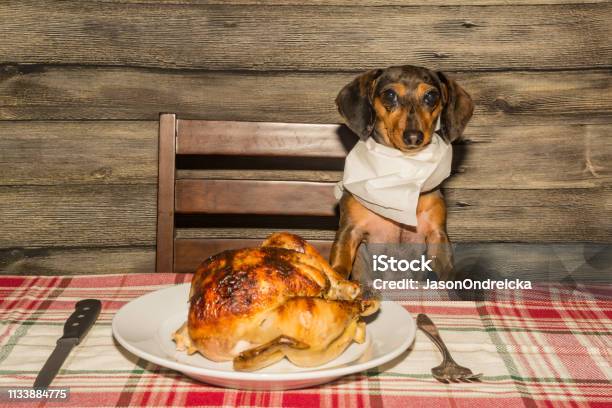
0, 0, 610, 274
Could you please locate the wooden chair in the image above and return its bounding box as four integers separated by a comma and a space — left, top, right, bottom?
156, 113, 356, 273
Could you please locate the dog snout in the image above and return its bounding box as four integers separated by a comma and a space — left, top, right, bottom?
403, 130, 424, 146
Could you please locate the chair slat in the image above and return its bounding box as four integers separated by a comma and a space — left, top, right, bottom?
176, 119, 351, 157
175, 179, 338, 216
174, 238, 333, 273
156, 114, 176, 273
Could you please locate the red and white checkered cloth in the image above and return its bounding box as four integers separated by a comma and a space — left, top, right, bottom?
0, 274, 610, 407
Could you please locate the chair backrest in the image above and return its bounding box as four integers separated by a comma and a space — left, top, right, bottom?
156, 114, 355, 273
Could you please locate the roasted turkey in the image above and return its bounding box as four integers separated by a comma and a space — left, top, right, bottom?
173, 232, 379, 371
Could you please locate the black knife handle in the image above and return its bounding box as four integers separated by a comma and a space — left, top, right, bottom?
60, 299, 102, 344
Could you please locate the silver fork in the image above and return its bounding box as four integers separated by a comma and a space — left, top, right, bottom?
417, 313, 483, 383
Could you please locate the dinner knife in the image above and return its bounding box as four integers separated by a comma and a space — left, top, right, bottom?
33, 299, 101, 389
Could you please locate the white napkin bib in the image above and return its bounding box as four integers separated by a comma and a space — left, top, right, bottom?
334, 119, 451, 226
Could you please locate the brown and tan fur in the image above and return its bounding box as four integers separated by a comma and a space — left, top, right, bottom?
330, 65, 474, 281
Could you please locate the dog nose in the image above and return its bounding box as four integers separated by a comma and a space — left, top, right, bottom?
403, 131, 424, 146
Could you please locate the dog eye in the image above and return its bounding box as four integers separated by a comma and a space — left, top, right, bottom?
381, 89, 398, 106
423, 90, 439, 107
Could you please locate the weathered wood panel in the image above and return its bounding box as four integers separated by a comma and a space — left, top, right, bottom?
447, 243, 612, 280
95, 0, 610, 5
2, 67, 611, 126
0, 184, 157, 248
0, 121, 158, 185
444, 188, 611, 242
2, 121, 608, 189
1, 2, 609, 71
1, 185, 609, 249
448, 125, 612, 189
0, 246, 155, 275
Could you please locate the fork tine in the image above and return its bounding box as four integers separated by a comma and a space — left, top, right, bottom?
432, 372, 449, 383
464, 374, 483, 382
433, 375, 449, 383
449, 375, 461, 383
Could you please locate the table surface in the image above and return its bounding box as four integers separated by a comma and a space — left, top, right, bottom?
0, 274, 610, 407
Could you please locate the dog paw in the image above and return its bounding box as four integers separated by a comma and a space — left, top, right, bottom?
428, 244, 454, 281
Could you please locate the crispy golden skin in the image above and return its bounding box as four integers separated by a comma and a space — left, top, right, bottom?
173, 233, 379, 371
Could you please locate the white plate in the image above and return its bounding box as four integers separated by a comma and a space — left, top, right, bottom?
112, 283, 415, 390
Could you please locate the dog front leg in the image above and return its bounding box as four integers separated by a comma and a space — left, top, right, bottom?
417, 191, 454, 280
426, 229, 454, 281
330, 225, 363, 280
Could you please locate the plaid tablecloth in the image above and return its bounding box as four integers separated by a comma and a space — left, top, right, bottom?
0, 274, 610, 407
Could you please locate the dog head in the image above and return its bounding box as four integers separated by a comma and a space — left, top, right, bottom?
336, 65, 474, 152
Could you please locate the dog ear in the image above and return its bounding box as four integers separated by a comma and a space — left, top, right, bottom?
436, 72, 474, 142
335, 69, 383, 140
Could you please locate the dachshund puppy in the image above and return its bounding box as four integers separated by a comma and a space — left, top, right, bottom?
330, 65, 474, 281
